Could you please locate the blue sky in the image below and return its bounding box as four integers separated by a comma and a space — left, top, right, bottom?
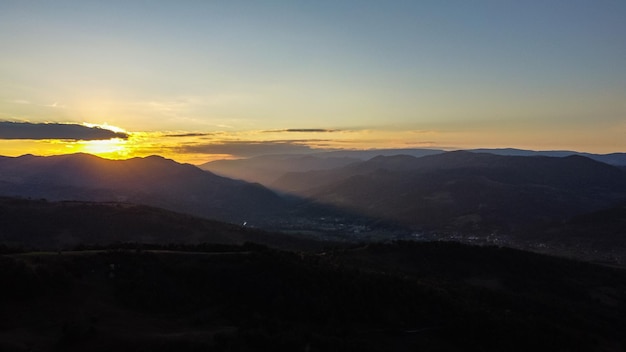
1, 0, 625, 161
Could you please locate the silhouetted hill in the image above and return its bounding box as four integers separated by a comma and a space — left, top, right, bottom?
1, 242, 625, 351
274, 151, 626, 233
0, 153, 287, 226
0, 197, 320, 251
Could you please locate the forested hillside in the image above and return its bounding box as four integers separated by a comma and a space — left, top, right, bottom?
1, 242, 625, 351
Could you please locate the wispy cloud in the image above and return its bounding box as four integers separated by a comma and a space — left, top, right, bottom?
264, 128, 342, 133
44, 102, 66, 109
0, 122, 129, 140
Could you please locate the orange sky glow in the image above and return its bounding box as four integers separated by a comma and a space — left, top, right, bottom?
1, 122, 624, 165
1, 1, 625, 163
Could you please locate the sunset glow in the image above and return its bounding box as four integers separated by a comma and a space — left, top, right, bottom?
1, 1, 624, 163
75, 139, 129, 159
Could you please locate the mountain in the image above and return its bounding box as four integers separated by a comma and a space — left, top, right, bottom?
274, 151, 626, 194
471, 148, 626, 166
0, 153, 286, 226
313, 148, 445, 159
0, 197, 321, 251
201, 149, 626, 188
273, 151, 626, 234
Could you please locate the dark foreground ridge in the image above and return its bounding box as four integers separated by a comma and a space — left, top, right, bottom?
1, 241, 625, 351
0, 197, 322, 251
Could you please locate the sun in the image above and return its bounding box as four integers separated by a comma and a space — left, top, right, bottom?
69, 123, 133, 159
76, 138, 130, 159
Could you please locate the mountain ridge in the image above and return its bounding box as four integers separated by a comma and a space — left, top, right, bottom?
3, 151, 626, 262
273, 151, 626, 235
201, 148, 626, 188
0, 153, 286, 226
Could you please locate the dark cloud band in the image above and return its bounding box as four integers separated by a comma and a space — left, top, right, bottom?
0, 122, 128, 140
164, 133, 214, 138
264, 128, 340, 133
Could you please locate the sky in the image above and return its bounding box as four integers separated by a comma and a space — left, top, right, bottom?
1, 0, 625, 163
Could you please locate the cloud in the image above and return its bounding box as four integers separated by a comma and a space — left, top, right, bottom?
44, 102, 66, 109
0, 122, 129, 140
164, 132, 215, 138
177, 140, 330, 157
264, 128, 341, 133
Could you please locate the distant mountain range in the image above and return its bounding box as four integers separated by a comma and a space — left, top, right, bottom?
471, 148, 626, 166
273, 151, 626, 236
2, 150, 626, 263
200, 148, 626, 185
